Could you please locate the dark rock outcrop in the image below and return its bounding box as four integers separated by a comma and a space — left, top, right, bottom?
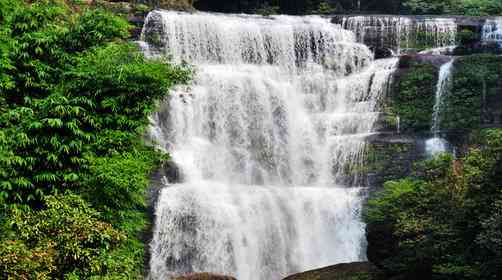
366, 222, 397, 271
283, 262, 383, 280
403, 54, 452, 68
144, 160, 184, 275
363, 133, 426, 188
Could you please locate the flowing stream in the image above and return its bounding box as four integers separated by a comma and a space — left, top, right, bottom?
142, 11, 397, 280
339, 16, 457, 54
483, 18, 502, 46
426, 58, 455, 156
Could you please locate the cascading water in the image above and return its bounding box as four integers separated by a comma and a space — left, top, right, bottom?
338, 16, 457, 54
142, 10, 397, 280
483, 18, 502, 47
340, 16, 412, 54
426, 58, 455, 156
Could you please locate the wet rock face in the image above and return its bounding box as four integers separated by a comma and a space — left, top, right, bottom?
142, 10, 166, 49
372, 46, 393, 59
363, 133, 426, 188
173, 273, 237, 280
282, 262, 383, 280
399, 54, 452, 68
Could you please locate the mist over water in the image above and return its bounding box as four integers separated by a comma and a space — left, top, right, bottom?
142, 11, 397, 280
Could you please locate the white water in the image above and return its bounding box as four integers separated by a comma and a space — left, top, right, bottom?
143, 11, 397, 280
427, 58, 454, 156
340, 16, 457, 54
483, 18, 502, 47
341, 16, 412, 54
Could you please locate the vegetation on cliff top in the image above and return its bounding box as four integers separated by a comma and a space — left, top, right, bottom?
0, 0, 190, 278
193, 0, 502, 15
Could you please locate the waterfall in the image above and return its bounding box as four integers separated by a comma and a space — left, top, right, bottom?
340, 16, 412, 54
426, 58, 454, 156
339, 16, 457, 54
142, 11, 397, 280
482, 18, 502, 47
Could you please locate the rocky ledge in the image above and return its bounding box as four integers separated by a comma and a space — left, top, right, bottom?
283, 262, 383, 280
331, 14, 500, 28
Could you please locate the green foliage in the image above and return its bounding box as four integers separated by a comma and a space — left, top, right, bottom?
365, 179, 423, 223
194, 0, 501, 15
0, 0, 190, 204
403, 0, 502, 15
390, 60, 437, 132
441, 54, 502, 131
254, 2, 280, 16
66, 8, 130, 52
0, 0, 190, 278
365, 128, 502, 280
403, 0, 457, 14
0, 194, 124, 279
457, 29, 477, 46
390, 54, 502, 134
313, 1, 337, 14
452, 0, 502, 16
82, 146, 166, 219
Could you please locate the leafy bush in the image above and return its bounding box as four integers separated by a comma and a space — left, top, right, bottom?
313, 1, 336, 14
0, 194, 124, 279
0, 0, 190, 205
403, 0, 502, 15
0, 0, 190, 278
82, 146, 167, 220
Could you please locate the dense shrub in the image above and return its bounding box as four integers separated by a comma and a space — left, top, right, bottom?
403, 0, 502, 15
0, 194, 124, 279
0, 0, 190, 205
0, 0, 190, 278
193, 0, 502, 15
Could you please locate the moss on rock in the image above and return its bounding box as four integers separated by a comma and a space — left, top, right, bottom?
388, 58, 438, 133
441, 54, 502, 131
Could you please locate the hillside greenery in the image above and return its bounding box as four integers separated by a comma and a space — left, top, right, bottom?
193, 0, 502, 15
389, 54, 502, 134
365, 128, 502, 280
365, 53, 502, 280
389, 58, 437, 133
441, 55, 502, 132
0, 0, 190, 278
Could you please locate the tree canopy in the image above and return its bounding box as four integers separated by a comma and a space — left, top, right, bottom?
193, 0, 502, 15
